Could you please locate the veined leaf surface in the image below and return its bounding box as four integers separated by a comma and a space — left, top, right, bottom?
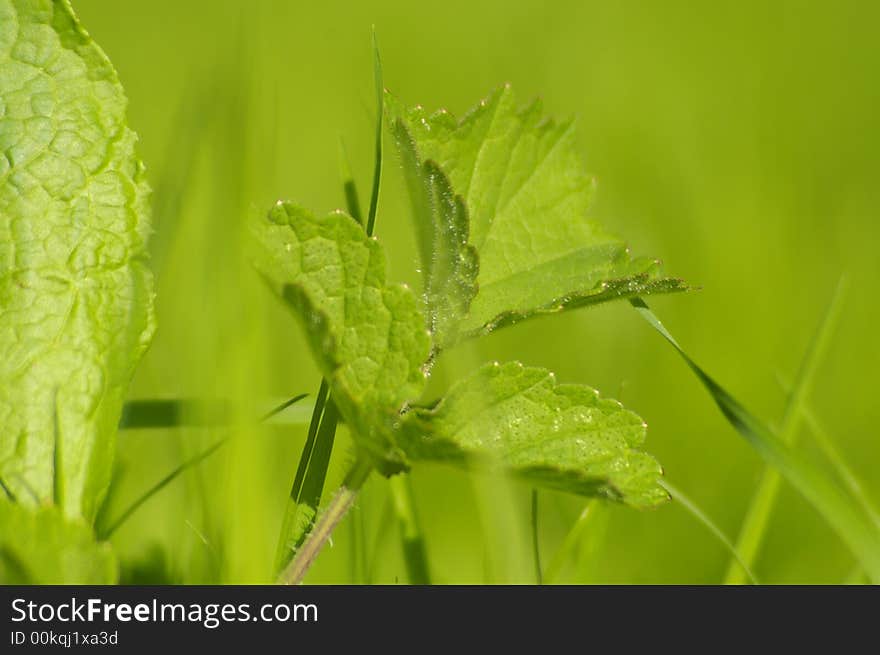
399, 361, 667, 508
0, 0, 155, 519
388, 85, 685, 343
252, 203, 431, 472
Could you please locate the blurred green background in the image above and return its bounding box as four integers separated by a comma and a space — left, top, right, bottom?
77, 0, 879, 583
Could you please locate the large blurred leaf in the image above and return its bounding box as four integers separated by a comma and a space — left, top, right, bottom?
398, 361, 667, 508
388, 85, 685, 347
0, 500, 116, 583
0, 0, 155, 519
251, 203, 431, 472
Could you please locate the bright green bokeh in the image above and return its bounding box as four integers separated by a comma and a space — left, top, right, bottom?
76, 0, 880, 583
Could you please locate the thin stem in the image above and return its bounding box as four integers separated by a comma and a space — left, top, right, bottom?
279, 457, 373, 585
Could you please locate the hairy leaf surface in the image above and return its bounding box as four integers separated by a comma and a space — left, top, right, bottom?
388, 85, 685, 343
399, 362, 667, 508
252, 203, 431, 471
0, 0, 155, 519
391, 118, 477, 348
0, 500, 116, 583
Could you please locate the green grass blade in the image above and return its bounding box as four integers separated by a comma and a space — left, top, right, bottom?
365, 28, 383, 237
724, 280, 845, 583
105, 394, 310, 541
338, 139, 364, 226
389, 474, 431, 584
275, 382, 335, 571
777, 380, 880, 530
661, 480, 758, 584
631, 297, 880, 583
274, 34, 385, 567
99, 441, 225, 539
544, 501, 604, 583
259, 393, 310, 423
0, 477, 16, 503
119, 396, 312, 429
531, 489, 543, 584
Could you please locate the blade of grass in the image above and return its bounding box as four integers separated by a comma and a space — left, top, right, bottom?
274, 383, 335, 570
120, 396, 312, 429
661, 480, 758, 584
777, 377, 880, 529
274, 36, 387, 577
544, 501, 603, 583
632, 297, 880, 583
365, 27, 383, 237
100, 441, 225, 539
348, 501, 370, 584
338, 139, 364, 225
104, 395, 308, 540
260, 393, 311, 422
724, 280, 846, 583
0, 477, 16, 503
531, 489, 542, 584
389, 474, 431, 584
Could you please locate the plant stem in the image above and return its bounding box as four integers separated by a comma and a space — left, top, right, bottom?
389, 474, 431, 584
279, 457, 373, 585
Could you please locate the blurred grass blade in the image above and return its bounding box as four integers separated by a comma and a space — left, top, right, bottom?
544, 501, 603, 583
777, 379, 880, 530
99, 441, 225, 539
106, 394, 309, 540
725, 280, 845, 583
631, 297, 880, 583
531, 489, 542, 584
661, 480, 758, 584
120, 395, 311, 429
365, 27, 383, 237
338, 139, 364, 225
389, 475, 431, 584
0, 477, 16, 502
260, 393, 310, 422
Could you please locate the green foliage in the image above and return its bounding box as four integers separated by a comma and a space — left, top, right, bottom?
399, 362, 666, 508
251, 202, 431, 472
387, 86, 685, 348
252, 83, 679, 508
0, 0, 154, 520
0, 499, 116, 583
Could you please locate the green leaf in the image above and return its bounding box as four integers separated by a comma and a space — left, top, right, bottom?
0, 0, 155, 520
0, 499, 116, 583
391, 120, 478, 348
398, 361, 667, 508
251, 202, 431, 471
388, 85, 685, 345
